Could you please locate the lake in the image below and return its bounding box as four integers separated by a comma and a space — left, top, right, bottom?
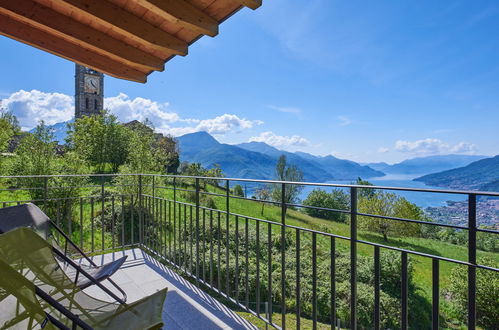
297, 174, 467, 208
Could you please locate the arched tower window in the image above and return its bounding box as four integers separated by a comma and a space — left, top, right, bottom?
85, 98, 89, 109
94, 99, 98, 110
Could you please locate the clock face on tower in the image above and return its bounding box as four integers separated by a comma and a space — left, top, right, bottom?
84, 74, 100, 93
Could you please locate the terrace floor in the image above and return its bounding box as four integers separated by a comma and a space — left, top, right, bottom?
81, 248, 258, 330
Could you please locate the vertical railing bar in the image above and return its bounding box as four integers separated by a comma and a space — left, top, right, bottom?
79, 197, 83, 249
374, 246, 380, 330
68, 199, 72, 245
245, 217, 249, 310
184, 203, 187, 274
152, 176, 155, 252
203, 208, 206, 283
235, 215, 240, 305
401, 251, 408, 330
217, 211, 221, 293
131, 195, 134, 245
432, 258, 439, 330
256, 220, 261, 316
350, 187, 357, 330
173, 177, 176, 265
312, 232, 317, 330
225, 207, 230, 296
111, 195, 115, 250
169, 200, 172, 260
163, 198, 170, 259
226, 179, 230, 297
100, 176, 105, 250
138, 175, 143, 245
467, 193, 476, 330
331, 236, 336, 330
190, 204, 194, 276
281, 182, 286, 329
91, 197, 94, 252
121, 195, 125, 249
296, 228, 300, 330
267, 222, 272, 324
210, 209, 214, 288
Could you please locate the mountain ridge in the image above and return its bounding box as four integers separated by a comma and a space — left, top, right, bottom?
414, 155, 499, 191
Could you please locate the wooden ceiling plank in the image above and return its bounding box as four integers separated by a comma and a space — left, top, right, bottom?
0, 0, 164, 72
134, 0, 219, 37
233, 0, 262, 10
0, 13, 147, 82
45, 0, 188, 56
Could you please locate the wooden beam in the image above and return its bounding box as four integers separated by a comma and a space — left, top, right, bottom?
0, 13, 147, 83
47, 0, 188, 56
235, 0, 262, 10
135, 0, 219, 37
0, 0, 164, 72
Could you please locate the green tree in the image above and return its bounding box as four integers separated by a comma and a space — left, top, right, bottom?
271, 155, 304, 209
66, 110, 129, 173
153, 134, 179, 173
233, 184, 244, 197
0, 109, 16, 153
358, 191, 422, 241
303, 188, 349, 222
9, 122, 88, 219
355, 177, 376, 198
254, 185, 271, 215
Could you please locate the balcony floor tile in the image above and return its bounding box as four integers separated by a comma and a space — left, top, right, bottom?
81, 248, 258, 330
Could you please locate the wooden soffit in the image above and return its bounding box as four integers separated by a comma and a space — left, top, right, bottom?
0, 0, 262, 83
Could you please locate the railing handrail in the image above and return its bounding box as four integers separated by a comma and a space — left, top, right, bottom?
1, 173, 498, 197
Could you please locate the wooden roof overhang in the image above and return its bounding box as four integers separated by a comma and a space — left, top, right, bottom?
0, 0, 261, 83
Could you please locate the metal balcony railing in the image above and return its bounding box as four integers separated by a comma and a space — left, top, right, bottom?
0, 173, 497, 330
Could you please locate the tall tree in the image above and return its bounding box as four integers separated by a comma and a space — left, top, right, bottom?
272, 155, 304, 213
66, 110, 129, 173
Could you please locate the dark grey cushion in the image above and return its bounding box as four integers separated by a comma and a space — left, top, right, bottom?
0, 203, 51, 238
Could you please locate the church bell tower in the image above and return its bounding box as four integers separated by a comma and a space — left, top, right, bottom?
75, 64, 104, 118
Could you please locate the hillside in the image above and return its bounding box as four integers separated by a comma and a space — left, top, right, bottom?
295, 151, 384, 179
414, 155, 499, 190
178, 132, 384, 181
368, 154, 487, 175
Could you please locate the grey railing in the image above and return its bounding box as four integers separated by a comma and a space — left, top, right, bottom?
0, 173, 497, 329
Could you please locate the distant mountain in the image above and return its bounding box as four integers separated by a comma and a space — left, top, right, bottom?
29, 120, 72, 144
177, 132, 383, 181
362, 162, 390, 172
376, 154, 487, 175
237, 142, 335, 181
295, 152, 385, 179
414, 155, 499, 191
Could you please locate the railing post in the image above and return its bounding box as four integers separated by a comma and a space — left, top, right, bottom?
100, 175, 105, 251
195, 177, 200, 284
281, 182, 286, 329
138, 174, 143, 245
350, 187, 357, 330
467, 194, 476, 329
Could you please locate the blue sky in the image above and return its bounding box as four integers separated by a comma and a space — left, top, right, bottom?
1, 0, 498, 163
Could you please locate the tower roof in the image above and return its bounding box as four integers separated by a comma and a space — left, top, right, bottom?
0, 0, 262, 83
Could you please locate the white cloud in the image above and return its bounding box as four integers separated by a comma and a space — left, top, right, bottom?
195, 114, 262, 135
2, 90, 260, 137
104, 93, 183, 133
395, 138, 477, 155
1, 89, 73, 130
249, 131, 310, 150
378, 147, 389, 153
267, 105, 301, 114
